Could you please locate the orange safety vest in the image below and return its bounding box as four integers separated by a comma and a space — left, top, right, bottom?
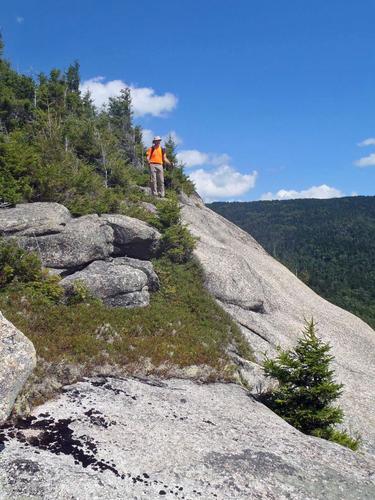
147, 146, 165, 165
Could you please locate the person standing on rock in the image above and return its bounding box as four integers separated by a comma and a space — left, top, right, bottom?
146, 136, 171, 198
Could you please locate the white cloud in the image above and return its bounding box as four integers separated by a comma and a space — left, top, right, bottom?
189, 165, 258, 202
80, 77, 177, 117
210, 153, 232, 166
16, 16, 24, 24
261, 184, 344, 201
80, 77, 122, 107
354, 137, 375, 167
165, 130, 183, 146
131, 86, 177, 117
176, 150, 231, 168
358, 137, 375, 147
141, 129, 155, 147
354, 153, 375, 168
141, 129, 182, 147
176, 149, 209, 167
177, 147, 256, 201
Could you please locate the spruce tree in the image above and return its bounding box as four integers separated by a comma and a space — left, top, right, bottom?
164, 134, 178, 165
262, 319, 359, 450
163, 134, 195, 194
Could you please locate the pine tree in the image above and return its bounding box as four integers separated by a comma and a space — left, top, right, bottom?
262, 319, 359, 450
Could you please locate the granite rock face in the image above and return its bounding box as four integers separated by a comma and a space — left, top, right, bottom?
0, 203, 162, 271
100, 213, 161, 259
0, 377, 374, 500
61, 257, 159, 308
111, 256, 160, 292
0, 203, 162, 312
0, 313, 36, 424
181, 202, 375, 454
0, 202, 71, 237
17, 214, 114, 270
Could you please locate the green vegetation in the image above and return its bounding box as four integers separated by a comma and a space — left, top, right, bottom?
0, 238, 42, 286
209, 197, 375, 330
163, 134, 195, 196
0, 238, 63, 303
154, 196, 198, 263
161, 224, 197, 263
0, 255, 253, 405
0, 35, 194, 214
260, 320, 359, 450
0, 38, 253, 408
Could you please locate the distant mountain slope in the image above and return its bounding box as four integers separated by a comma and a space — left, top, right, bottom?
208, 196, 375, 330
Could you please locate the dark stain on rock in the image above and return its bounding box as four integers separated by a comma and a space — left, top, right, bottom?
84, 408, 114, 428
90, 377, 137, 399
0, 415, 122, 477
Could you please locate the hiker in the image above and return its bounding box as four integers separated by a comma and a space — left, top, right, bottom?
146, 136, 171, 198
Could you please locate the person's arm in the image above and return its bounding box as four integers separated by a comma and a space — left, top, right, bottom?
146, 148, 151, 165
163, 153, 172, 167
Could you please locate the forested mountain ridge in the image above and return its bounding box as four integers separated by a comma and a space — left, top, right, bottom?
209, 196, 375, 330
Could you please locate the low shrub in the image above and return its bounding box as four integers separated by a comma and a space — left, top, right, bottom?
312, 428, 360, 451
0, 238, 65, 304
119, 203, 159, 227
21, 274, 65, 304
162, 224, 197, 263
65, 279, 98, 305
0, 238, 43, 286
155, 196, 181, 230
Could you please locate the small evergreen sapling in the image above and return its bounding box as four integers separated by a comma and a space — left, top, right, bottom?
261, 319, 359, 450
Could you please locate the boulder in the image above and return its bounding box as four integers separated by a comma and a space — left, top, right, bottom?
0, 312, 36, 424
0, 202, 71, 236
60, 257, 159, 308
0, 377, 374, 499
112, 256, 160, 291
101, 214, 161, 259
181, 201, 375, 455
18, 215, 114, 270
178, 191, 204, 208
137, 186, 152, 196
139, 201, 158, 214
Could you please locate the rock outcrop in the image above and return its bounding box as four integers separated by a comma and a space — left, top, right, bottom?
100, 213, 161, 259
0, 203, 161, 272
0, 203, 162, 307
1, 377, 374, 499
0, 202, 71, 237
0, 313, 36, 424
181, 200, 375, 454
112, 256, 160, 292
61, 257, 159, 308
18, 214, 114, 270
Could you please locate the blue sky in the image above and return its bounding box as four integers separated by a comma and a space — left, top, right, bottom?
1, 0, 375, 201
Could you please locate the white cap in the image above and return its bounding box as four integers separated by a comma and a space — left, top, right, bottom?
153, 136, 162, 142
